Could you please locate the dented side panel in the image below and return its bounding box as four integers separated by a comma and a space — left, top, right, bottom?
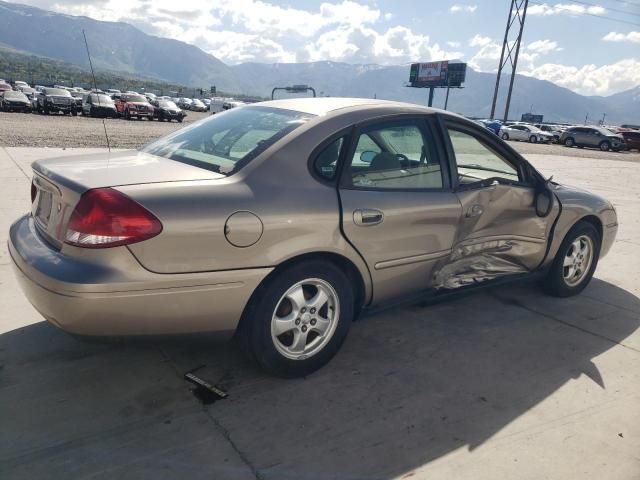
432, 184, 560, 289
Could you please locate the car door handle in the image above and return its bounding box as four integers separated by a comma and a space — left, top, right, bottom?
466, 204, 484, 218
353, 209, 384, 226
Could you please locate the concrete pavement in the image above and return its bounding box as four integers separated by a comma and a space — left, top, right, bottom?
0, 147, 638, 480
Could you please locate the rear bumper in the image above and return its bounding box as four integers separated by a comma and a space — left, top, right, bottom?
9, 215, 271, 336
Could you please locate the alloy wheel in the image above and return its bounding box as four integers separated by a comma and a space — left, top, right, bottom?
563, 235, 594, 287
270, 278, 340, 361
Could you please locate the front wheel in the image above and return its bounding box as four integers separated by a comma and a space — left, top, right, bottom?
238, 261, 354, 377
544, 221, 600, 297
501, 133, 509, 140
529, 135, 537, 143
564, 137, 575, 147
599, 141, 611, 152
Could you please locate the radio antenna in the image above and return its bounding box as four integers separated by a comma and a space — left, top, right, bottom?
82, 29, 111, 152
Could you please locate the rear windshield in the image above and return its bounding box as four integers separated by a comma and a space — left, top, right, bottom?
123, 95, 147, 102
143, 106, 314, 175
90, 94, 114, 104
44, 88, 71, 96
3, 91, 26, 100
159, 101, 178, 108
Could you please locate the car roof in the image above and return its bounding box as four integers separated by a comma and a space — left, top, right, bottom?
254, 97, 442, 116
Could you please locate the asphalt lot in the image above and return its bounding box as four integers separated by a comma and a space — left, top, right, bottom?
1, 143, 639, 479
1, 110, 640, 163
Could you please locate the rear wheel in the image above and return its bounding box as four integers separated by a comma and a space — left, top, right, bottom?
544, 221, 600, 297
564, 137, 575, 147
238, 261, 354, 377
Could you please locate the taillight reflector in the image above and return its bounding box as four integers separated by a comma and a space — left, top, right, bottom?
64, 188, 162, 248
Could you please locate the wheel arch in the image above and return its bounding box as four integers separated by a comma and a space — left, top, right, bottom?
236, 251, 368, 336
577, 214, 603, 243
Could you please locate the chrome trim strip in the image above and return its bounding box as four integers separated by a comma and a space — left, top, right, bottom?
375, 249, 451, 270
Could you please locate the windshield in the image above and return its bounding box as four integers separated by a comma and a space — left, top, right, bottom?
124, 95, 147, 103
90, 94, 114, 104
159, 101, 178, 109
143, 106, 314, 175
3, 91, 26, 100
44, 88, 71, 96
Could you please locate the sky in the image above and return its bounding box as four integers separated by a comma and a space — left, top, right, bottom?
10, 0, 640, 96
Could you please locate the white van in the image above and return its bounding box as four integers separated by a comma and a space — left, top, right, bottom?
209, 97, 234, 114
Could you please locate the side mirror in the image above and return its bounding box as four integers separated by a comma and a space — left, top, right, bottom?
360, 151, 377, 164
535, 187, 554, 217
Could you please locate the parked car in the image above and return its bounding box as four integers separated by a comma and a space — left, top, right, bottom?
620, 130, 640, 152
178, 97, 193, 109
105, 89, 121, 96
499, 124, 554, 143
153, 100, 186, 122
190, 99, 207, 112
0, 90, 32, 112
10, 98, 618, 377
35, 87, 77, 115
70, 90, 86, 109
145, 92, 157, 103
560, 126, 625, 152
115, 93, 154, 120
478, 119, 502, 135
13, 80, 29, 89
0, 82, 13, 92
534, 124, 564, 143
82, 93, 118, 118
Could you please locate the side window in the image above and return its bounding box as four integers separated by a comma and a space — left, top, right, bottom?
313, 136, 344, 180
447, 128, 521, 186
346, 122, 444, 190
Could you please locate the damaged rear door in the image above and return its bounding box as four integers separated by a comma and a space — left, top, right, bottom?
433, 119, 560, 289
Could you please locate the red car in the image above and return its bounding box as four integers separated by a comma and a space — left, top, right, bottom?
114, 93, 154, 120
620, 130, 640, 152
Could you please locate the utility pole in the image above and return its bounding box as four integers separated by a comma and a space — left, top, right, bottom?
444, 75, 452, 110
428, 87, 435, 107
584, 113, 589, 125
601, 113, 606, 125
490, 0, 529, 122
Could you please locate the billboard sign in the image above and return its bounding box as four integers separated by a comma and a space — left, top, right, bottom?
521, 113, 543, 123
409, 61, 466, 87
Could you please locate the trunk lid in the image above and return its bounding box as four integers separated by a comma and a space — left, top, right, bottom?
30, 150, 224, 247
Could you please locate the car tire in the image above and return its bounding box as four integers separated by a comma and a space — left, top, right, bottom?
501, 133, 509, 140
529, 135, 537, 143
238, 260, 354, 378
564, 137, 575, 147
178, 118, 183, 123
599, 141, 610, 152
43, 104, 49, 115
543, 221, 601, 298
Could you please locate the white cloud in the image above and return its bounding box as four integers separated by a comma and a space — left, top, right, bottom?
300, 25, 462, 64
603, 31, 640, 43
528, 3, 606, 16
527, 39, 561, 53
450, 4, 477, 13
520, 58, 640, 96
447, 41, 462, 48
469, 34, 492, 47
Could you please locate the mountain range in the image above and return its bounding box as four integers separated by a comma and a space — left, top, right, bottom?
0, 0, 637, 124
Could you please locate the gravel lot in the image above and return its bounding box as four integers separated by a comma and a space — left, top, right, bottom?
1, 110, 639, 162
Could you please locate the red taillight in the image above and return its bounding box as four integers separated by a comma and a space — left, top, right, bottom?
31, 181, 37, 203
64, 188, 162, 248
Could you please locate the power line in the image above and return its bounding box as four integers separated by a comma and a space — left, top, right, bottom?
529, 0, 640, 26
570, 0, 640, 17
608, 0, 640, 8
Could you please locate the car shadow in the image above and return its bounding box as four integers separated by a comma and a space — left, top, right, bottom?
0, 278, 638, 479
